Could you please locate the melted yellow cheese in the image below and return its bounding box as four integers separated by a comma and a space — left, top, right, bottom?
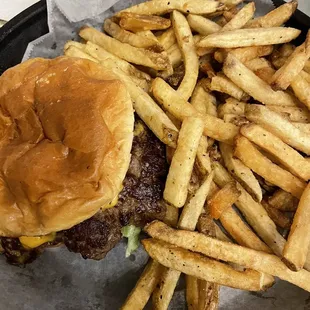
102, 185, 123, 210
19, 232, 56, 249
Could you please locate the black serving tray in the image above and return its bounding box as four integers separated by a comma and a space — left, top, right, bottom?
0, 0, 48, 75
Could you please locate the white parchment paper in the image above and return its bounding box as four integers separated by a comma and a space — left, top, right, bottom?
1, 0, 308, 309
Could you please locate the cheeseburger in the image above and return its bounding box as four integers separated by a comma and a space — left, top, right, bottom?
0, 57, 168, 265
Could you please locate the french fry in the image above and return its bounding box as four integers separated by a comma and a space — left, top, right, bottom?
261, 201, 291, 230
198, 27, 301, 49
284, 183, 310, 271
300, 70, 310, 83
152, 78, 239, 144
142, 239, 274, 291
79, 26, 169, 70
293, 122, 310, 135
191, 84, 217, 116
210, 74, 250, 101
234, 135, 306, 198
223, 114, 249, 127
223, 53, 299, 106
103, 19, 160, 49
254, 66, 276, 83
304, 60, 310, 74
221, 207, 272, 253
199, 55, 217, 78
218, 98, 245, 118
119, 13, 171, 32
186, 276, 199, 310
172, 10, 199, 101
64, 45, 99, 63
246, 1, 298, 28
221, 2, 255, 32
196, 137, 212, 176
268, 189, 298, 212
270, 32, 310, 90
154, 172, 214, 308
208, 182, 241, 220
214, 45, 273, 63
152, 269, 181, 310
291, 73, 310, 109
179, 172, 214, 230
157, 28, 176, 50
116, 0, 226, 16
219, 142, 262, 202
164, 117, 204, 208
145, 221, 310, 292
223, 6, 239, 22
245, 57, 272, 72
121, 260, 164, 310
215, 224, 233, 243
163, 203, 179, 228
82, 41, 151, 91
267, 105, 310, 123
240, 124, 310, 181
167, 43, 183, 68
212, 162, 286, 256
245, 104, 310, 155
187, 14, 221, 35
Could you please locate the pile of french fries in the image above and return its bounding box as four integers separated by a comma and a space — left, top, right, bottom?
63, 0, 310, 308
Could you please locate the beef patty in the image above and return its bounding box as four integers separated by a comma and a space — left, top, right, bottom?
1, 119, 168, 265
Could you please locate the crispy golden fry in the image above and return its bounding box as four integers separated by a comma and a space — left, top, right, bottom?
254, 67, 276, 83
214, 45, 274, 63
223, 6, 239, 22
187, 14, 221, 35
223, 114, 249, 127
191, 84, 217, 115
300, 70, 310, 83
304, 60, 310, 73
145, 221, 310, 292
267, 105, 310, 123
262, 201, 291, 230
199, 55, 217, 78
212, 162, 286, 256
179, 172, 214, 230
223, 53, 299, 106
246, 1, 298, 28
245, 57, 272, 71
157, 28, 176, 50
284, 183, 310, 271
218, 98, 245, 118
167, 43, 183, 68
163, 203, 179, 228
82, 41, 151, 91
268, 189, 298, 212
196, 137, 212, 176
198, 27, 301, 49
116, 0, 226, 16
121, 260, 164, 310
220, 0, 243, 8
270, 32, 310, 90
164, 117, 204, 208
64, 45, 99, 62
240, 123, 310, 181
79, 26, 169, 70
119, 13, 171, 32
142, 239, 274, 291
103, 19, 160, 49
186, 276, 199, 310
291, 73, 310, 109
221, 2, 255, 31
234, 135, 306, 198
210, 74, 250, 101
215, 224, 233, 243
293, 122, 310, 135
219, 142, 262, 202
152, 78, 239, 144
198, 280, 219, 310
245, 104, 310, 155
172, 10, 199, 101
208, 182, 241, 220
220, 207, 272, 253
152, 268, 181, 310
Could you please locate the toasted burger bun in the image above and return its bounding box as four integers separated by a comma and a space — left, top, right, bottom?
0, 57, 134, 237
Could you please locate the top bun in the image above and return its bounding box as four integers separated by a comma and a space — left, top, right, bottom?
0, 57, 134, 237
